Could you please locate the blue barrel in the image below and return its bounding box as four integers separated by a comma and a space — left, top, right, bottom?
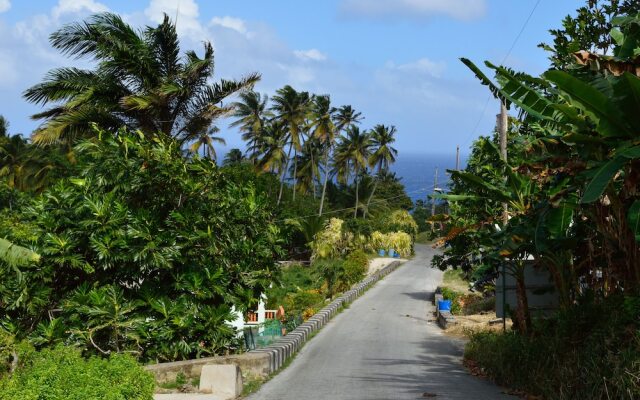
378, 249, 386, 257
438, 300, 452, 311
389, 249, 396, 257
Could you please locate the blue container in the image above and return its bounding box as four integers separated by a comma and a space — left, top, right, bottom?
378, 249, 386, 257
438, 300, 452, 311
389, 249, 396, 257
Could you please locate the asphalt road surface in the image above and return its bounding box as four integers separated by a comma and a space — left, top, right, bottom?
248, 244, 513, 400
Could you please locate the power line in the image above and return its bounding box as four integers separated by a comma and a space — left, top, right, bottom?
273, 187, 429, 223
461, 0, 543, 148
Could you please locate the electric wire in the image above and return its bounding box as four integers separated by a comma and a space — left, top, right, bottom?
461, 0, 543, 148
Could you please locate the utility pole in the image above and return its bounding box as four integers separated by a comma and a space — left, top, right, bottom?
455, 145, 460, 171
498, 102, 508, 226
431, 167, 438, 216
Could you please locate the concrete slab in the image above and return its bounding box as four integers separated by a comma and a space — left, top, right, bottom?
199, 364, 242, 400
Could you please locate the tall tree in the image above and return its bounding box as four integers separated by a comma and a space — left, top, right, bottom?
365, 124, 398, 218
188, 126, 226, 160
309, 95, 336, 214
271, 86, 311, 204
230, 91, 271, 164
24, 13, 259, 146
223, 148, 245, 166
341, 126, 371, 218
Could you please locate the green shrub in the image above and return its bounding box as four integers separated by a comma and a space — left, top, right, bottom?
314, 258, 345, 298
0, 346, 154, 400
283, 290, 325, 317
382, 210, 418, 237
340, 250, 369, 291
464, 296, 640, 399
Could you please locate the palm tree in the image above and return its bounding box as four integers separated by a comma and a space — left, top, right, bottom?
230, 91, 272, 163
24, 13, 259, 146
0, 116, 8, 137
257, 121, 288, 176
364, 124, 398, 218
341, 126, 371, 218
295, 137, 323, 197
309, 95, 335, 214
188, 126, 226, 160
223, 148, 245, 166
271, 86, 311, 204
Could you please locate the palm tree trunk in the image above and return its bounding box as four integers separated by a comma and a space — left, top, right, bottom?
364, 169, 380, 219
278, 144, 293, 205
319, 149, 331, 216
354, 167, 359, 218
292, 150, 298, 201
310, 150, 317, 199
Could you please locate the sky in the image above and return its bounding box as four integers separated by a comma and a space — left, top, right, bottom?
0, 0, 584, 155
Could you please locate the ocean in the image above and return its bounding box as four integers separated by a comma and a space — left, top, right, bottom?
390, 153, 467, 204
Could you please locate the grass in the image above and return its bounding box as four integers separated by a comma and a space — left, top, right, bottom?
464, 295, 640, 399
442, 269, 471, 294
415, 231, 433, 245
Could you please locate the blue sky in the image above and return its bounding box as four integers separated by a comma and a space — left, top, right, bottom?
0, 0, 583, 154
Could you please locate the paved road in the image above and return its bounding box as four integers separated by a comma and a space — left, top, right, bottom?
248, 244, 513, 400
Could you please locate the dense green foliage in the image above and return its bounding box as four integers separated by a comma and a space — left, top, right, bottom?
436, 2, 640, 397
465, 295, 640, 399
1, 128, 282, 361
0, 345, 155, 400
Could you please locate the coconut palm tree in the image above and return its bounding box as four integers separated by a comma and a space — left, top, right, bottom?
188, 126, 226, 160
223, 148, 245, 166
340, 126, 371, 218
309, 95, 335, 214
364, 124, 398, 218
271, 86, 311, 204
295, 136, 323, 197
230, 91, 272, 162
24, 13, 259, 146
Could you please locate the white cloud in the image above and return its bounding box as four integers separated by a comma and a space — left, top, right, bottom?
294, 49, 327, 62
145, 0, 204, 39
0, 0, 10, 13
211, 16, 247, 35
340, 0, 486, 21
386, 58, 446, 78
52, 0, 109, 19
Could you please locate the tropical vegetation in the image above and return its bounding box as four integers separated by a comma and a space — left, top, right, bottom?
434, 1, 640, 397
0, 10, 415, 388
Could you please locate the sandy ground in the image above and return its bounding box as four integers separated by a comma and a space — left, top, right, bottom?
366, 257, 408, 276
443, 312, 513, 338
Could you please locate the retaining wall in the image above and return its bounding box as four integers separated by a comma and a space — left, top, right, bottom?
145, 260, 403, 384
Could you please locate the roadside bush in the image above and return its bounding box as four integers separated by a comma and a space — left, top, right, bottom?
339, 250, 369, 291
383, 210, 418, 237
0, 346, 155, 400
314, 258, 345, 298
310, 218, 351, 259
283, 290, 324, 318
465, 295, 640, 399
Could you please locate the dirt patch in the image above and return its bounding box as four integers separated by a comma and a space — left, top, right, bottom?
443, 312, 513, 338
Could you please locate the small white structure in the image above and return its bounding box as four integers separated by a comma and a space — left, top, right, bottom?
229, 294, 277, 334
